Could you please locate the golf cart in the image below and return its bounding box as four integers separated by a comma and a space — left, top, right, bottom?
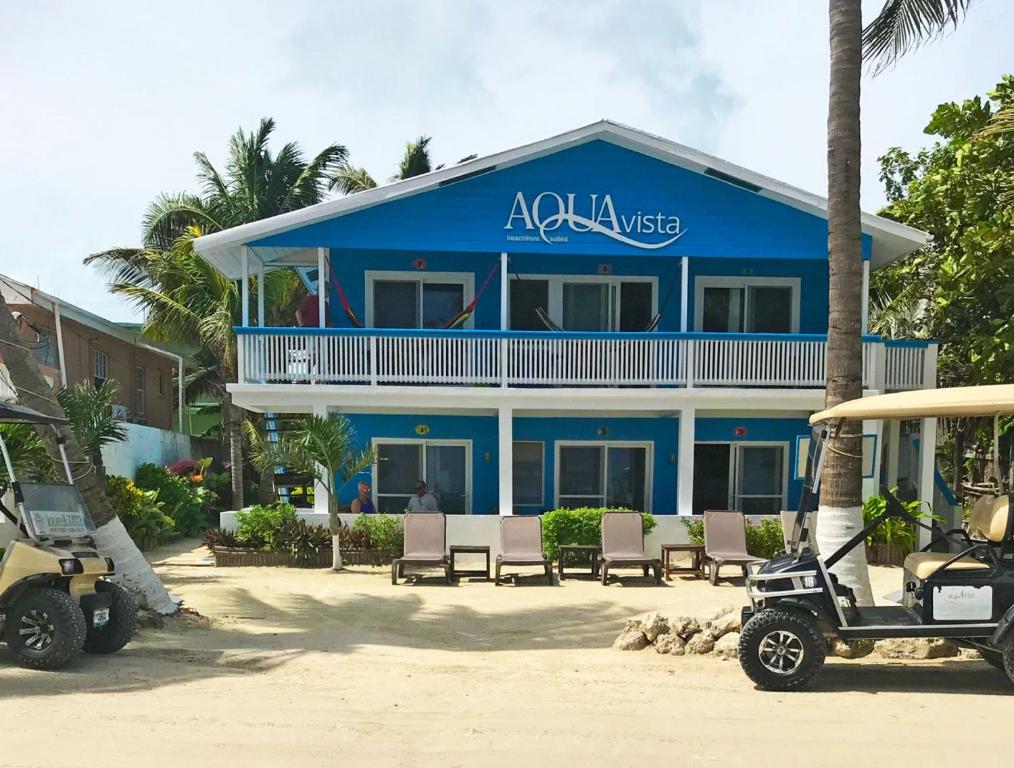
0, 402, 135, 669
739, 385, 1014, 691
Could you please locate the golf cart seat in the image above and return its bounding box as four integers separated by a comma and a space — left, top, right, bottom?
903, 495, 1010, 580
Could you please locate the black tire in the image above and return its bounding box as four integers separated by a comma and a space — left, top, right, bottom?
83, 581, 137, 655
739, 607, 826, 691
1000, 641, 1014, 684
4, 587, 86, 670
978, 648, 1005, 671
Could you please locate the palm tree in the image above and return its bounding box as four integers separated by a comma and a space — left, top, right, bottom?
818, 0, 972, 604
332, 135, 471, 195
0, 292, 176, 612
247, 415, 374, 570
57, 379, 128, 476
88, 118, 348, 510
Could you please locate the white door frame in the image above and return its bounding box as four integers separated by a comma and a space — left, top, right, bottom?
693, 275, 801, 333
553, 440, 653, 512
693, 440, 789, 512
371, 437, 473, 513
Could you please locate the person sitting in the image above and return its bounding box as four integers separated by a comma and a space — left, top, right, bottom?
407, 480, 439, 512
350, 481, 376, 514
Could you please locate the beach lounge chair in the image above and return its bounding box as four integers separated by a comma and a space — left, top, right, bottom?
780, 509, 819, 553
495, 516, 553, 586
391, 512, 451, 584
703, 510, 764, 585
599, 512, 661, 585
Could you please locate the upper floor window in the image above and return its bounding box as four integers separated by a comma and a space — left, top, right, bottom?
510, 275, 656, 332
158, 370, 165, 397
366, 271, 473, 329
92, 349, 108, 388
135, 366, 146, 416
694, 276, 800, 334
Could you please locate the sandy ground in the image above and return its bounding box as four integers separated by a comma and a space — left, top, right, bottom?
0, 541, 1011, 768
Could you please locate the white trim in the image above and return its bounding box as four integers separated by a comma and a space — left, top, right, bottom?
554, 440, 653, 512
677, 408, 695, 515
508, 273, 658, 331
499, 252, 508, 331
861, 260, 870, 335
679, 256, 689, 333
241, 246, 250, 328
371, 437, 473, 514
498, 406, 513, 515
317, 248, 327, 329
364, 270, 475, 328
512, 440, 545, 508
693, 440, 790, 513
693, 275, 801, 333
192, 120, 928, 277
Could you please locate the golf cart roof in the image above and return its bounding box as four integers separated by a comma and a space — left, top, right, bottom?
810, 385, 1014, 424
0, 402, 67, 426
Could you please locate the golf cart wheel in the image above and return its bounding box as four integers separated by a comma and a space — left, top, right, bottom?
739, 607, 825, 691
999, 641, 1014, 685
83, 581, 137, 655
978, 648, 1005, 671
3, 587, 86, 670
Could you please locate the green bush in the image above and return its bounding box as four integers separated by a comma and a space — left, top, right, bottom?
351, 514, 403, 558
105, 475, 175, 551
862, 492, 935, 551
540, 508, 656, 561
235, 502, 299, 550
682, 515, 785, 560
274, 517, 333, 561
134, 462, 208, 537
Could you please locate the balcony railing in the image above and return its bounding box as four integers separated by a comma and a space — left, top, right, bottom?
235, 328, 936, 391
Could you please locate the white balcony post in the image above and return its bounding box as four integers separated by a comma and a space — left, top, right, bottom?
498, 405, 513, 515
317, 248, 328, 329
861, 259, 870, 335
917, 416, 938, 549
679, 256, 689, 333
923, 342, 938, 390
240, 246, 250, 328
499, 251, 508, 330
884, 419, 900, 489
257, 262, 265, 327
677, 408, 695, 515
313, 404, 331, 517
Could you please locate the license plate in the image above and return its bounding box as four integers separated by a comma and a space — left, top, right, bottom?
93, 608, 110, 628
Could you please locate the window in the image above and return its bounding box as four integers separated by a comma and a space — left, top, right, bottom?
694, 277, 799, 333
510, 275, 657, 331
512, 442, 544, 507
134, 366, 145, 416
374, 439, 470, 514
158, 370, 165, 397
367, 272, 473, 329
556, 442, 651, 511
692, 442, 788, 515
92, 349, 108, 388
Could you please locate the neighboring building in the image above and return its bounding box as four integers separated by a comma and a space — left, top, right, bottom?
195, 121, 936, 531
0, 273, 184, 432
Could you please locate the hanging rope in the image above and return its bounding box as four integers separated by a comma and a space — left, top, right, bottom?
327, 271, 363, 328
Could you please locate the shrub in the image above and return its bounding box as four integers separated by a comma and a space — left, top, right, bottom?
134, 462, 209, 537
682, 515, 785, 560
235, 502, 298, 550
339, 522, 373, 551
351, 514, 403, 558
540, 508, 656, 561
202, 527, 241, 550
274, 518, 333, 562
105, 475, 175, 551
862, 493, 935, 551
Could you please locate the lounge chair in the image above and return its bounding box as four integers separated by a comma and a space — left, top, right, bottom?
495, 516, 553, 586
703, 510, 764, 585
599, 512, 661, 585
780, 509, 819, 553
391, 512, 451, 584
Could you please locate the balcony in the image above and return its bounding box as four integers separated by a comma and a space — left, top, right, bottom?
235, 328, 935, 392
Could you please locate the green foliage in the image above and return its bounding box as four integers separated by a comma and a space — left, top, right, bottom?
861, 492, 936, 551
350, 514, 403, 558
202, 527, 240, 549
57, 380, 127, 464
134, 463, 208, 537
540, 508, 656, 561
208, 503, 332, 560
274, 517, 333, 562
235, 502, 298, 550
105, 475, 175, 551
682, 515, 786, 560
0, 423, 54, 484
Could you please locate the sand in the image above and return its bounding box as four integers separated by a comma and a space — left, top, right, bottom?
0, 541, 1011, 768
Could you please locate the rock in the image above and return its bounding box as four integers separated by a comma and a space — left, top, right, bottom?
613, 628, 650, 651
654, 633, 677, 654
641, 612, 670, 642
685, 630, 716, 655
699, 605, 736, 624
709, 611, 742, 639
668, 635, 687, 656
713, 632, 741, 659
624, 618, 645, 632
669, 616, 700, 639
827, 637, 875, 659
876, 637, 960, 660
135, 609, 165, 630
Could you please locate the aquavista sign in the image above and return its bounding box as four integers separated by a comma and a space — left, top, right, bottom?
503, 191, 687, 250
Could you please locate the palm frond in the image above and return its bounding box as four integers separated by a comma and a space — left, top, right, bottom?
142, 192, 223, 251
330, 166, 376, 195
83, 248, 158, 288
57, 380, 128, 460
281, 143, 350, 211
394, 135, 433, 181
863, 0, 974, 74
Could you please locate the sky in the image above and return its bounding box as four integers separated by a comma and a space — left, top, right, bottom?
0, 0, 1010, 321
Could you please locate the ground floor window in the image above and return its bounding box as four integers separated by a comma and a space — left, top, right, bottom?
512, 441, 544, 508
373, 439, 470, 514
555, 442, 650, 511
692, 442, 787, 515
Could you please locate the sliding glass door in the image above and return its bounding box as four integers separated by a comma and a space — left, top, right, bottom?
557, 443, 650, 511
374, 440, 470, 513
369, 272, 471, 329
692, 442, 787, 515
510, 276, 657, 331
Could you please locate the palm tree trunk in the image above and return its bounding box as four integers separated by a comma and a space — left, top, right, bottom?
223, 394, 245, 511
816, 0, 873, 606
0, 294, 176, 613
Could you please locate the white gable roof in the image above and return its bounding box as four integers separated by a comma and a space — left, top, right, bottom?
194, 119, 928, 278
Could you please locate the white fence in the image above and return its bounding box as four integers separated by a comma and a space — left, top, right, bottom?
237, 331, 934, 391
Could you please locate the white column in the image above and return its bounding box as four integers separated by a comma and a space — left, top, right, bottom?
677, 408, 695, 515
313, 404, 330, 516
860, 259, 871, 335
52, 300, 68, 387
918, 416, 938, 549
498, 405, 513, 515
257, 263, 265, 327
884, 419, 900, 490
317, 248, 328, 329
499, 251, 508, 330
240, 246, 250, 328
679, 256, 689, 333
861, 418, 882, 502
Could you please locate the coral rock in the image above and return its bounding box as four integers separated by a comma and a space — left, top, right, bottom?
613, 628, 650, 651
712, 631, 741, 659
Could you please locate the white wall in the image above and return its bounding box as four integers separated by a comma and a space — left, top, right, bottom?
101, 422, 192, 479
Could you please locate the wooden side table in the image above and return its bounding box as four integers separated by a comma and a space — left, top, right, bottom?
557, 544, 601, 580
661, 543, 706, 580
449, 545, 491, 580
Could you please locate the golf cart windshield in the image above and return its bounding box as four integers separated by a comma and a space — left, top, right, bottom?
19, 482, 96, 540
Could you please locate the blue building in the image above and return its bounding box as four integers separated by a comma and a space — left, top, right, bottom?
196, 121, 935, 536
